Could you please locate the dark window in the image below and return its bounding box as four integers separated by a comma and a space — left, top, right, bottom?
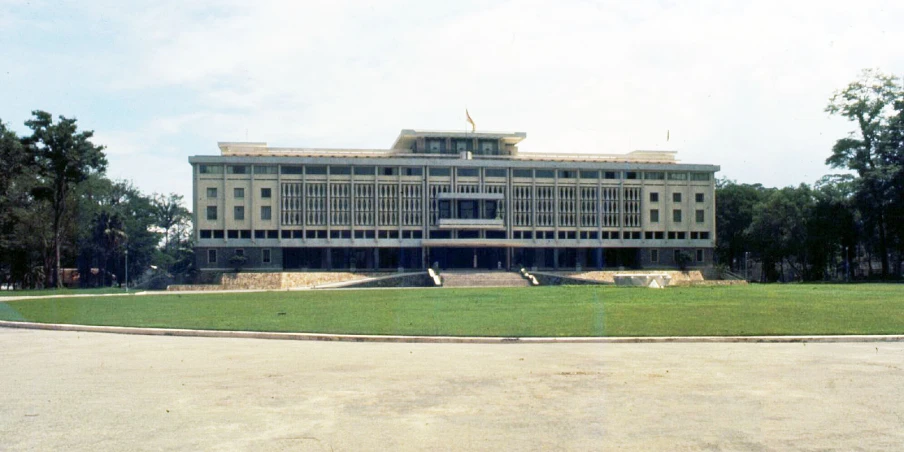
261, 206, 272, 221
695, 193, 704, 203
651, 249, 659, 263
227, 165, 247, 174
330, 166, 351, 175
700, 231, 710, 239
228, 230, 239, 239
673, 193, 682, 203
234, 206, 244, 221
235, 249, 244, 257
645, 231, 654, 239
655, 231, 664, 239
206, 206, 217, 221
558, 170, 576, 179
668, 231, 676, 240
402, 167, 422, 176
253, 165, 277, 174
691, 172, 711, 181
429, 167, 451, 177
650, 192, 659, 202
676, 231, 686, 239
213, 230, 224, 239
379, 167, 397, 176
485, 201, 497, 219
650, 209, 659, 223
604, 171, 619, 180
261, 188, 271, 198
459, 200, 477, 219
262, 249, 271, 263
696, 210, 705, 223
696, 249, 704, 262
254, 230, 265, 239
206, 187, 217, 198
625, 172, 638, 180
485, 168, 506, 178
208, 249, 217, 263
354, 166, 375, 176
306, 166, 327, 175
199, 165, 223, 174
580, 170, 599, 179
513, 169, 532, 178
281, 230, 292, 239
669, 172, 688, 181
645, 172, 664, 180
438, 200, 451, 219
234, 187, 244, 199
535, 169, 554, 178
457, 168, 478, 178
200, 230, 212, 239
673, 209, 682, 222
674, 250, 681, 262
281, 166, 303, 175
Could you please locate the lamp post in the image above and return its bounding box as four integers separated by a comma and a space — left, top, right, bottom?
124, 249, 129, 292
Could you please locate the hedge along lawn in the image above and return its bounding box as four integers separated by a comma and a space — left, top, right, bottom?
1, 284, 904, 337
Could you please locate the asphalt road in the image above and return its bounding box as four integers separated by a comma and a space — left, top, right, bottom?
2, 328, 903, 451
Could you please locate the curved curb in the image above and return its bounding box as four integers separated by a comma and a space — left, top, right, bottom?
2, 320, 904, 344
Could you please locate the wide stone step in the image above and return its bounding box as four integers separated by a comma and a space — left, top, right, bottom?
440, 272, 532, 288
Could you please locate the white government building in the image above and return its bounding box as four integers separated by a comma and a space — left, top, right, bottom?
189, 129, 719, 272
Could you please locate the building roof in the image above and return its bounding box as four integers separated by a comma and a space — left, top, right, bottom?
389, 129, 527, 150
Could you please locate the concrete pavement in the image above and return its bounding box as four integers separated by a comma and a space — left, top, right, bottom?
2, 328, 903, 451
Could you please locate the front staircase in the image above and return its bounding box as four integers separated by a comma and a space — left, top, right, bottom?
440, 271, 533, 288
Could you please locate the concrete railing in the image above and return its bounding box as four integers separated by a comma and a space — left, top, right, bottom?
519, 268, 540, 286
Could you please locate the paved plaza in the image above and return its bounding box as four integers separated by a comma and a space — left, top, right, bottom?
1, 328, 903, 451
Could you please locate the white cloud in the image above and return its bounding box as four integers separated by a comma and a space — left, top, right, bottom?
3, 0, 904, 200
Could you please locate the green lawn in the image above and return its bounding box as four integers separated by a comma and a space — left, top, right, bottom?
1, 284, 903, 337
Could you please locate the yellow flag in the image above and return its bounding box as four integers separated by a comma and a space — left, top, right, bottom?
465, 109, 476, 133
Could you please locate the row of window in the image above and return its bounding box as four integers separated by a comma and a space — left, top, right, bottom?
650, 209, 707, 224
207, 186, 706, 205
206, 206, 271, 221
199, 229, 426, 240
199, 164, 712, 181
199, 228, 710, 241
206, 187, 271, 199
204, 247, 706, 265
650, 192, 705, 203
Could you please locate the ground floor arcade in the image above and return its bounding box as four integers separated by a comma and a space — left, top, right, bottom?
197, 246, 713, 271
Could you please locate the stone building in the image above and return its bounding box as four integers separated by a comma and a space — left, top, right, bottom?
189, 129, 719, 272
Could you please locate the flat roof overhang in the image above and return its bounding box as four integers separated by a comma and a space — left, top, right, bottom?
188, 155, 720, 173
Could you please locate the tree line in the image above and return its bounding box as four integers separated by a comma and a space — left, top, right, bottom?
0, 111, 193, 289
717, 69, 904, 281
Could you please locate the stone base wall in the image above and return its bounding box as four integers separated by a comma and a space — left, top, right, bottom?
167, 284, 222, 291
167, 272, 380, 291
550, 270, 705, 286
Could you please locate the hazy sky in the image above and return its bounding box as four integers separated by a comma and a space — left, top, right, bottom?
2, 0, 903, 205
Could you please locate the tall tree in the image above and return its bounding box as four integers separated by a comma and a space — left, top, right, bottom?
24, 111, 107, 288
825, 69, 903, 277
151, 193, 191, 252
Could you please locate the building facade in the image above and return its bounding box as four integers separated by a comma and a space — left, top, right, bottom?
189, 129, 719, 272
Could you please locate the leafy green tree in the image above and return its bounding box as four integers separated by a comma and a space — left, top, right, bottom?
747, 185, 814, 281
715, 178, 772, 270
825, 69, 903, 277
24, 111, 107, 287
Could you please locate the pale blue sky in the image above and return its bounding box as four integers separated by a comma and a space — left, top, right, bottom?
2, 0, 903, 206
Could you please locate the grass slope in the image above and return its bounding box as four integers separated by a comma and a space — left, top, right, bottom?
1, 284, 903, 337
